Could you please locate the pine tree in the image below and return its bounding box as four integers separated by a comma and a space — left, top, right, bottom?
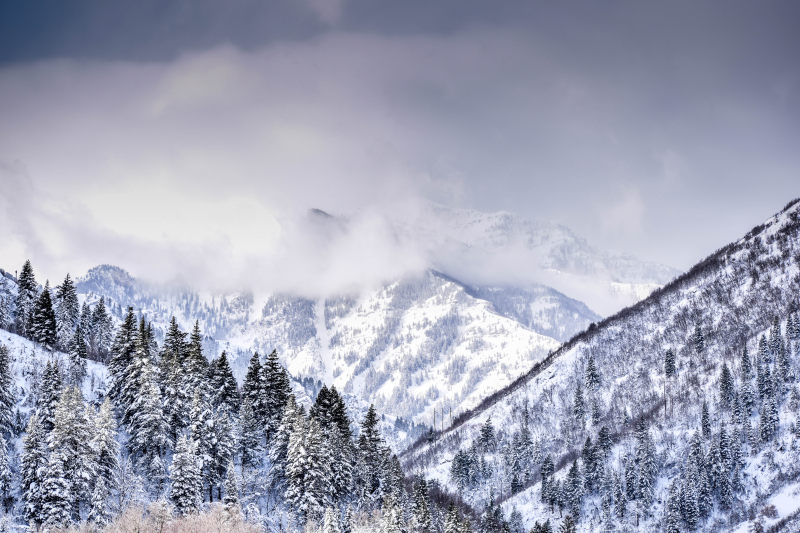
741, 345, 752, 378
0, 345, 13, 436
720, 363, 734, 408
573, 383, 585, 423
21, 413, 48, 527
107, 307, 138, 411
0, 295, 11, 331
189, 391, 214, 497
48, 386, 95, 520
67, 327, 88, 386
127, 358, 170, 482
92, 399, 119, 492
444, 504, 461, 533
357, 404, 384, 508
701, 400, 711, 439
664, 349, 676, 378
269, 395, 300, 496
322, 507, 343, 533
54, 274, 79, 351
585, 354, 601, 391
0, 435, 13, 512
635, 427, 657, 512
412, 477, 433, 533
479, 417, 495, 452
558, 515, 576, 533
31, 281, 57, 350
206, 409, 236, 502
186, 321, 210, 394
238, 398, 263, 469
663, 481, 681, 533
209, 351, 239, 414
693, 324, 705, 355
37, 360, 63, 433
223, 460, 239, 509
613, 472, 626, 518
760, 396, 779, 442
566, 460, 582, 518
41, 450, 72, 528
242, 352, 266, 429
263, 349, 291, 441
171, 434, 202, 515
88, 477, 111, 525
89, 297, 113, 361
14, 259, 37, 337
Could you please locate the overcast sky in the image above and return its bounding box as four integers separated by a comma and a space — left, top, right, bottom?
0, 0, 798, 292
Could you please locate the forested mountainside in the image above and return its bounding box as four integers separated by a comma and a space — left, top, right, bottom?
403, 198, 800, 532
66, 265, 594, 434
0, 294, 475, 532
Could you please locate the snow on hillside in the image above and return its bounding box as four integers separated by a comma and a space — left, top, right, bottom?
391, 203, 679, 315
73, 268, 569, 431
403, 199, 800, 532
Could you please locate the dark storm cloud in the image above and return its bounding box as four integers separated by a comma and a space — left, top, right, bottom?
0, 0, 798, 292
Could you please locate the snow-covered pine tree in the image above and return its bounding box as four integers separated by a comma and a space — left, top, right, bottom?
238, 398, 263, 469
21, 413, 48, 527
0, 295, 11, 331
107, 307, 138, 412
693, 324, 705, 355
88, 476, 111, 525
54, 274, 79, 351
41, 449, 72, 528
189, 390, 214, 498
412, 477, 433, 533
635, 427, 657, 514
0, 345, 13, 435
92, 399, 119, 493
48, 386, 95, 520
701, 400, 711, 439
663, 481, 681, 533
67, 327, 88, 386
263, 349, 291, 442
207, 408, 236, 502
478, 417, 496, 452
573, 383, 585, 423
223, 460, 239, 509
37, 360, 63, 433
170, 434, 202, 515
720, 363, 734, 409
209, 351, 239, 414
664, 349, 676, 378
357, 404, 384, 508
127, 357, 170, 484
269, 395, 299, 496
186, 321, 210, 395
565, 460, 582, 518
161, 321, 191, 442
321, 506, 343, 533
242, 353, 266, 429
585, 354, 600, 391
14, 259, 37, 338
89, 297, 113, 361
31, 281, 57, 351
0, 435, 13, 512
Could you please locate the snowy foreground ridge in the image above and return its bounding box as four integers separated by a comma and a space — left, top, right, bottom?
403, 198, 800, 532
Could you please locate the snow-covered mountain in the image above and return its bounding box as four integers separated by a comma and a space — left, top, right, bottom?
64, 204, 674, 434
391, 204, 679, 315
403, 199, 800, 531
73, 267, 586, 431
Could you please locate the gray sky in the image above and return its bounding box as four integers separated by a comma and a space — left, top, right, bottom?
0, 0, 798, 291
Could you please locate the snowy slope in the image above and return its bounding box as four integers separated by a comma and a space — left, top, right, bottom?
392, 203, 679, 315
403, 199, 800, 531
73, 268, 569, 429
